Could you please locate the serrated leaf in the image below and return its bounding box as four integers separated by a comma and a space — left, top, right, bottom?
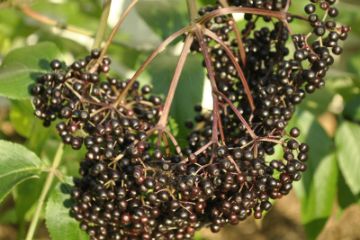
0, 42, 61, 99
336, 121, 360, 195
0, 140, 43, 203
45, 178, 89, 240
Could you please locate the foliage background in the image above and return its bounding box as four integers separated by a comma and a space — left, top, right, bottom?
0, 0, 359, 239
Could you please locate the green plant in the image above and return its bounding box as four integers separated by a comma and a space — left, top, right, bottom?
0, 0, 358, 240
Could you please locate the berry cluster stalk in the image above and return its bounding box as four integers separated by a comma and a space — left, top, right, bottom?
25, 143, 64, 240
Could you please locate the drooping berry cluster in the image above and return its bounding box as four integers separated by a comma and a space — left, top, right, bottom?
29, 0, 348, 239
183, 0, 348, 235
30, 49, 162, 151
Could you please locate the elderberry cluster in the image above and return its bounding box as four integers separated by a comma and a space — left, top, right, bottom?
28, 0, 348, 239
183, 0, 348, 235
30, 49, 162, 151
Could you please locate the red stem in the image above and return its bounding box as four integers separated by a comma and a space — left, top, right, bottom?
157, 34, 194, 127
216, 90, 257, 139
90, 0, 139, 73
204, 28, 255, 111
193, 24, 223, 144
114, 25, 192, 105
180, 141, 213, 164
197, 6, 288, 24
218, 0, 247, 66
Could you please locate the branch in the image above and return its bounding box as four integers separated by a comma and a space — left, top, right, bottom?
114, 25, 192, 105
197, 6, 288, 26
193, 24, 223, 144
218, 0, 247, 66
186, 0, 198, 22
90, 0, 139, 72
93, 0, 112, 49
203, 28, 255, 111
180, 141, 213, 164
285, 0, 291, 12
25, 143, 64, 240
216, 90, 257, 139
157, 34, 194, 127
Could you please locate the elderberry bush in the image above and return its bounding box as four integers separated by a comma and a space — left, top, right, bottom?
25, 0, 349, 239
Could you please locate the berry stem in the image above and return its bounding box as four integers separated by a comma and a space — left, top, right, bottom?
186, 0, 198, 22
218, 0, 247, 66
93, 0, 112, 49
180, 141, 214, 164
193, 24, 223, 144
216, 90, 257, 139
204, 28, 255, 111
290, 14, 308, 21
157, 34, 194, 128
227, 155, 242, 173
90, 0, 138, 73
230, 19, 247, 65
25, 143, 64, 240
114, 25, 192, 105
284, 0, 291, 12
163, 129, 183, 156
197, 6, 288, 25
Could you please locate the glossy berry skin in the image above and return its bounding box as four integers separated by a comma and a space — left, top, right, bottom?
28, 0, 348, 239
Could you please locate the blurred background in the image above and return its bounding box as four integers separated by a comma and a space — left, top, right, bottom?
0, 0, 359, 239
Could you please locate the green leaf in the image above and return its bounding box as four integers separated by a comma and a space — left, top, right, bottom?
114, 1, 162, 51
302, 154, 338, 219
194, 231, 205, 240
337, 171, 360, 211
348, 53, 360, 79
343, 96, 360, 123
136, 0, 187, 39
303, 154, 338, 239
0, 42, 61, 99
291, 110, 335, 239
326, 75, 359, 101
32, 2, 100, 32
301, 87, 334, 116
45, 178, 89, 240
9, 100, 53, 155
0, 208, 17, 224
338, 2, 360, 36
0, 140, 43, 203
10, 100, 36, 138
336, 121, 360, 195
14, 176, 45, 222
197, 0, 216, 5
168, 117, 179, 137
